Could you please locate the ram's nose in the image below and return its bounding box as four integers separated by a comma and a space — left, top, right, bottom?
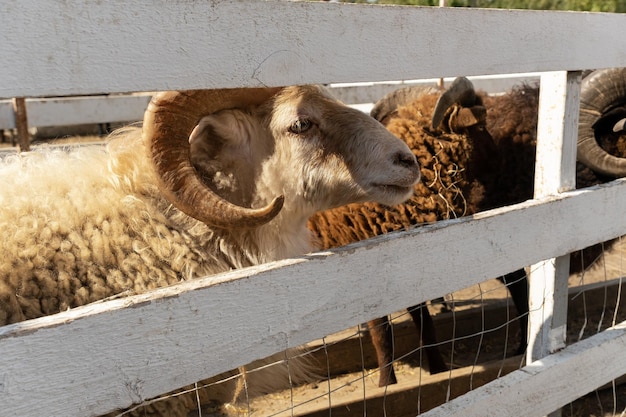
393, 151, 421, 183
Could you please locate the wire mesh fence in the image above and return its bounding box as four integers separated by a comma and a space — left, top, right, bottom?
99, 236, 626, 417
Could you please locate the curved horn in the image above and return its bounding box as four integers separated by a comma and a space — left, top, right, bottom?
370, 85, 431, 123
142, 88, 284, 229
431, 77, 477, 129
577, 67, 626, 177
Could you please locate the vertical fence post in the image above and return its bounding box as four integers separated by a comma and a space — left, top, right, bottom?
12, 97, 30, 152
437, 0, 448, 89
527, 70, 581, 417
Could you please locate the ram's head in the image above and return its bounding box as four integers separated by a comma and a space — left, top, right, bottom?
142, 86, 422, 229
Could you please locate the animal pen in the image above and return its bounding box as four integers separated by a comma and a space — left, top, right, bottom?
2, 1, 626, 416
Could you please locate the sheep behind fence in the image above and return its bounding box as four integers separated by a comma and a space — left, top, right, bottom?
0, 85, 422, 416
3, 2, 626, 417
309, 68, 626, 391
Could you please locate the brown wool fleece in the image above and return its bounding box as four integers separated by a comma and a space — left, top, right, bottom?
0, 132, 239, 327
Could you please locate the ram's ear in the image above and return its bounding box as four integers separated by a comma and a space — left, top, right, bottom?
448, 106, 487, 131
189, 110, 258, 148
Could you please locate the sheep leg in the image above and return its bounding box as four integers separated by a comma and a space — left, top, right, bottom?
498, 268, 529, 355
407, 303, 448, 374
367, 316, 398, 386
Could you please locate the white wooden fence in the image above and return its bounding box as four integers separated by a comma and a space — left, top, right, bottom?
0, 74, 543, 133
1, 1, 626, 416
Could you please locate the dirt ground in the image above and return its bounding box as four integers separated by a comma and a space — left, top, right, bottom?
226, 239, 626, 417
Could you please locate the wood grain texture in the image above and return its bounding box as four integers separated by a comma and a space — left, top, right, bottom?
1, 1, 626, 98
0, 74, 541, 130
528, 72, 580, 369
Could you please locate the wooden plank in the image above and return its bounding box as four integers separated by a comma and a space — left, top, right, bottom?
0, 100, 14, 129
2, 181, 626, 416
0, 95, 150, 130
0, 96, 149, 131
25, 94, 152, 127
534, 71, 580, 195
0, 74, 540, 130
330, 73, 542, 105
1, 2, 626, 98
419, 320, 626, 417
527, 72, 581, 373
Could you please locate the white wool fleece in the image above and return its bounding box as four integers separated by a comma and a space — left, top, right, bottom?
0, 130, 307, 326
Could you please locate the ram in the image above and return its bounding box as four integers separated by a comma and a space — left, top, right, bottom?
308, 68, 626, 387
0, 85, 421, 416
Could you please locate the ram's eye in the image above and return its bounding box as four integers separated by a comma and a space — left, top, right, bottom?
289, 119, 312, 134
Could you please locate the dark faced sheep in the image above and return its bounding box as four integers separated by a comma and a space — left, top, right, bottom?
0, 85, 421, 416
482, 69, 626, 271
308, 68, 626, 387
309, 77, 505, 385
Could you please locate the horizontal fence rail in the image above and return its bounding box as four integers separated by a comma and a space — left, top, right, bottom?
1, 2, 626, 97
0, 94, 153, 130
2, 1, 626, 416
421, 321, 626, 417
3, 180, 626, 416
0, 74, 542, 131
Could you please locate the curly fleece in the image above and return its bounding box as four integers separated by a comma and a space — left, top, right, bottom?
0, 130, 310, 417
0, 132, 250, 325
